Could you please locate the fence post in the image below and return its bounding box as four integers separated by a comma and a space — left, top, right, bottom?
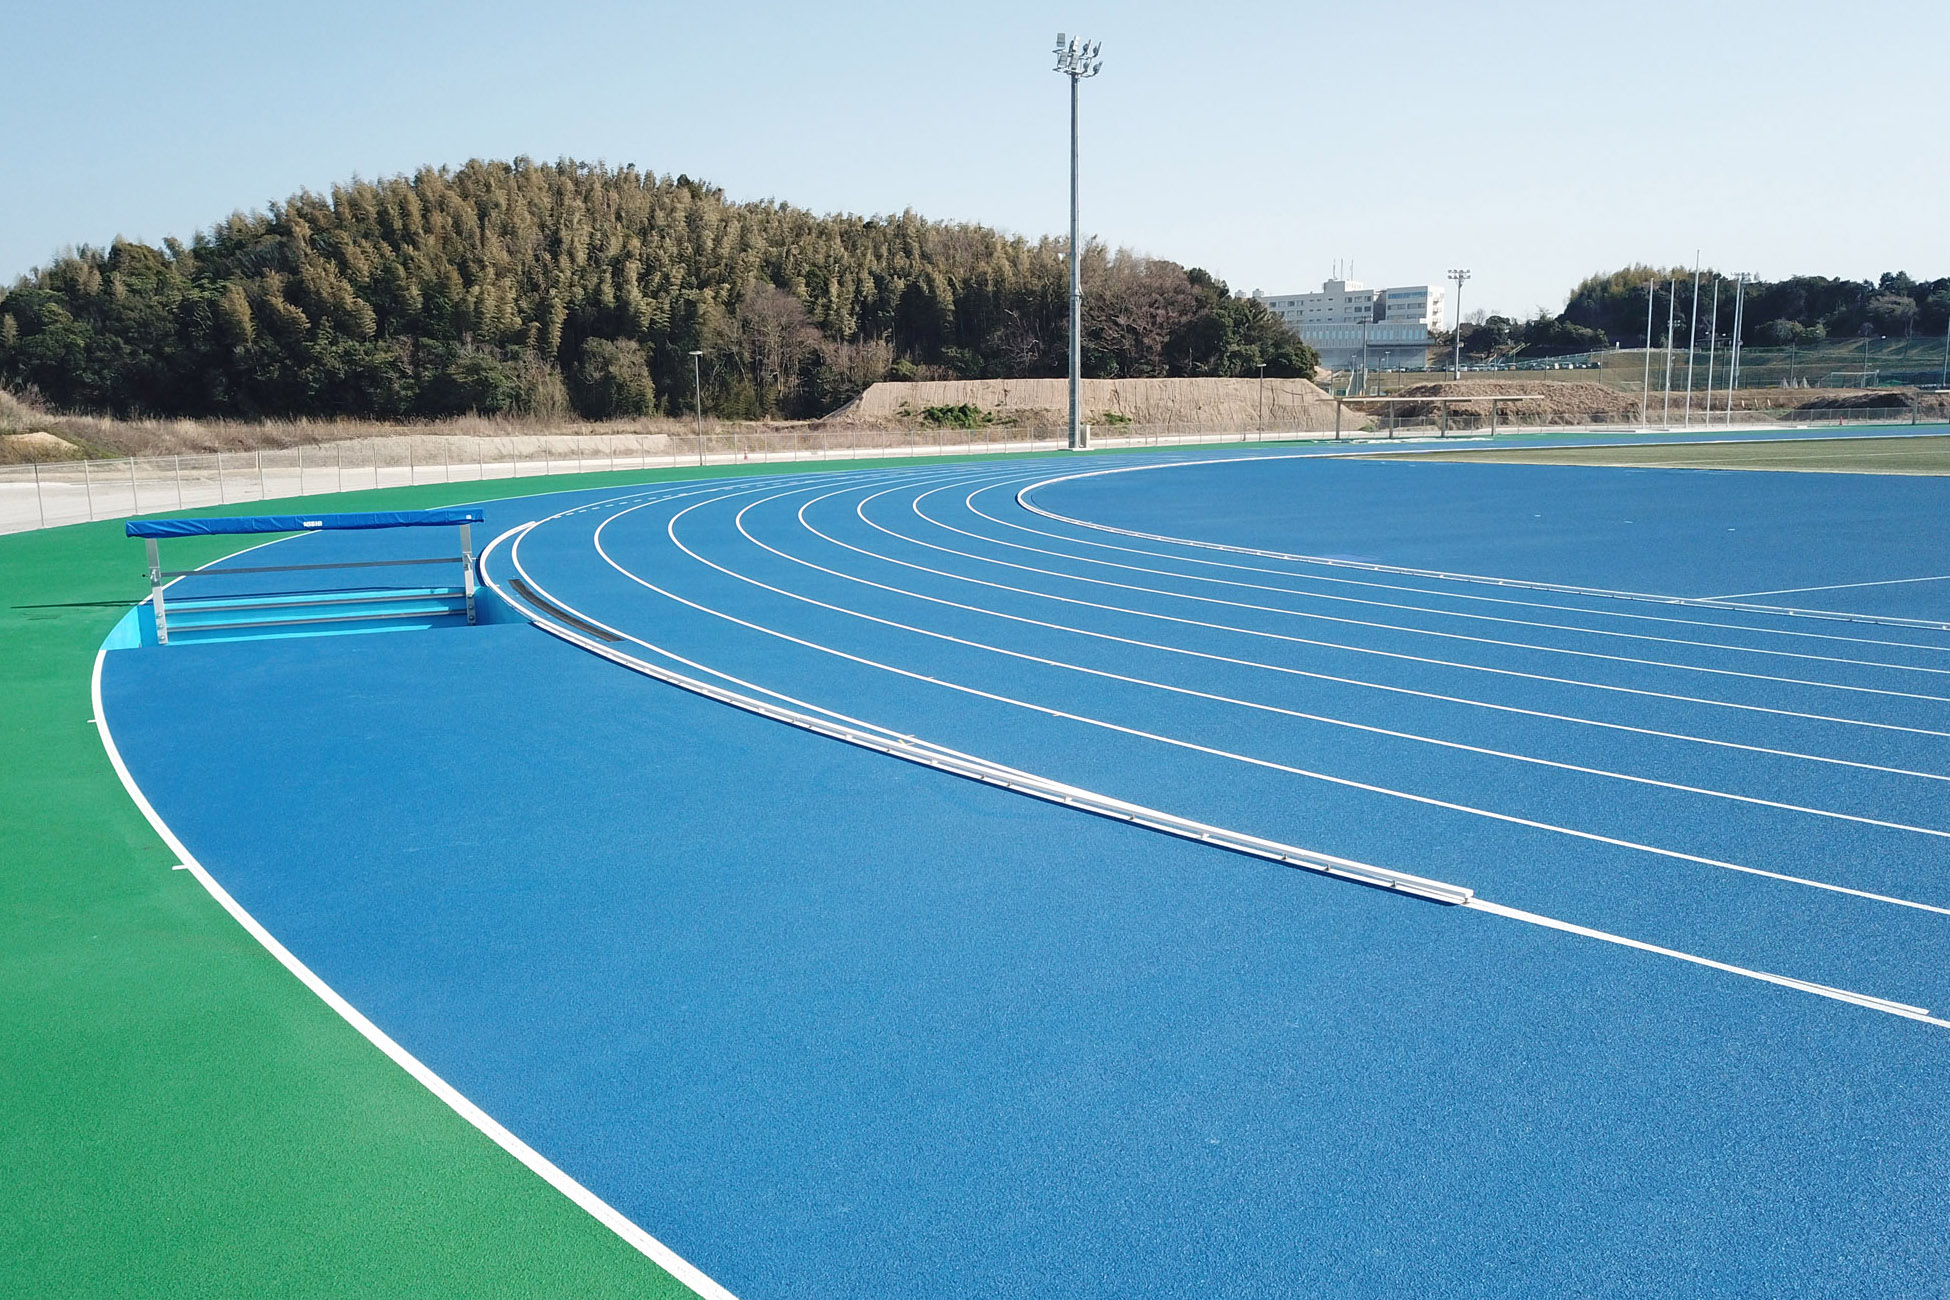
256, 448, 265, 500
129, 457, 139, 516
408, 437, 416, 485
84, 458, 95, 520
298, 444, 305, 496
174, 455, 184, 509
33, 460, 46, 529
216, 451, 226, 503
336, 443, 343, 494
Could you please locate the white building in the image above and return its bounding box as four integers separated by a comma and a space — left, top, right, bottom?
1256, 278, 1446, 371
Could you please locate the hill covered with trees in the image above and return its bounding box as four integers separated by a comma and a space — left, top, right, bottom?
0, 158, 1316, 421
1455, 266, 1950, 362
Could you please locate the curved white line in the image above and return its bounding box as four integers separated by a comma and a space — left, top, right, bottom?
805, 478, 1950, 782
961, 467, 1950, 656
929, 475, 1950, 672
563, 489, 1950, 916
935, 479, 1950, 740
492, 494, 1950, 1027
1015, 456, 1950, 631
722, 482, 1950, 839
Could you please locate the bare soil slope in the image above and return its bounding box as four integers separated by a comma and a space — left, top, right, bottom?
835, 377, 1342, 431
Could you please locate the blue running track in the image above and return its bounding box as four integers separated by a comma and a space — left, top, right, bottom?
101, 443, 1950, 1298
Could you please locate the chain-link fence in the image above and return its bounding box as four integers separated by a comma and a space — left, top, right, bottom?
1, 408, 1936, 535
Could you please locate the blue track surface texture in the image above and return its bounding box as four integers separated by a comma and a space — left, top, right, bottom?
103, 444, 1950, 1298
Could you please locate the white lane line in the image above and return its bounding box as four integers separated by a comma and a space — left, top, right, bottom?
791, 481, 1950, 785
894, 480, 1950, 679
1012, 454, 1950, 631
950, 473, 1950, 658
891, 482, 1950, 741
576, 492, 1950, 917
1465, 900, 1946, 1025
926, 486, 1950, 694
91, 645, 740, 1300
1707, 574, 1950, 600
721, 485, 1950, 841
951, 467, 1950, 662
491, 521, 1950, 1031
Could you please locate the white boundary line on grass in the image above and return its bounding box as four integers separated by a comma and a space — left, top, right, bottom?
91, 539, 740, 1300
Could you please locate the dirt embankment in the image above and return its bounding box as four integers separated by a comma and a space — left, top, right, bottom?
832, 377, 1342, 431
1349, 379, 1950, 427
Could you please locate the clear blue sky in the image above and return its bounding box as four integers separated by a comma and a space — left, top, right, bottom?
3, 0, 1943, 318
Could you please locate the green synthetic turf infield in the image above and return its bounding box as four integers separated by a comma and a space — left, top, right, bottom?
1377, 433, 1950, 474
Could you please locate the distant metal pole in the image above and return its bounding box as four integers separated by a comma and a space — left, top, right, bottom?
83, 457, 94, 520
1257, 363, 1266, 429
1683, 257, 1701, 424
1726, 273, 1748, 424
1662, 278, 1677, 423
1942, 309, 1949, 389
1447, 269, 1470, 378
1641, 280, 1655, 425
1702, 277, 1721, 424
690, 349, 704, 466
32, 459, 45, 529
256, 448, 265, 499
1054, 33, 1103, 451
128, 456, 138, 516
173, 455, 183, 509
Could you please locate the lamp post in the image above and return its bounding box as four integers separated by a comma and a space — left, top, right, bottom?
1054, 32, 1103, 451
1447, 269, 1470, 379
689, 349, 704, 466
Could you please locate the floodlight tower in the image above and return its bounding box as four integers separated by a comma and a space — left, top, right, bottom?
1447, 269, 1470, 378
1054, 32, 1103, 450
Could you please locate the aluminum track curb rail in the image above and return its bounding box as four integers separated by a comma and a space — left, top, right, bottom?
1013, 459, 1950, 634
479, 522, 1473, 907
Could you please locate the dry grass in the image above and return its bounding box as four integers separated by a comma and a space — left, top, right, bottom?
0, 386, 792, 464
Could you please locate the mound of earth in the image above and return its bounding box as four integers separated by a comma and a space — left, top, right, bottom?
834, 377, 1341, 431
1356, 381, 1641, 424
0, 431, 81, 461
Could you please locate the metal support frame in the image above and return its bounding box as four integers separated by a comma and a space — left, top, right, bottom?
459, 522, 477, 624
146, 538, 170, 645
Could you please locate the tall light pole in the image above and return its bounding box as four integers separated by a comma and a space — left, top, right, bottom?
1054, 33, 1103, 451
689, 349, 704, 466
1447, 269, 1470, 379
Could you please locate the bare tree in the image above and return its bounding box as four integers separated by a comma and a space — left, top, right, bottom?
734, 282, 816, 415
